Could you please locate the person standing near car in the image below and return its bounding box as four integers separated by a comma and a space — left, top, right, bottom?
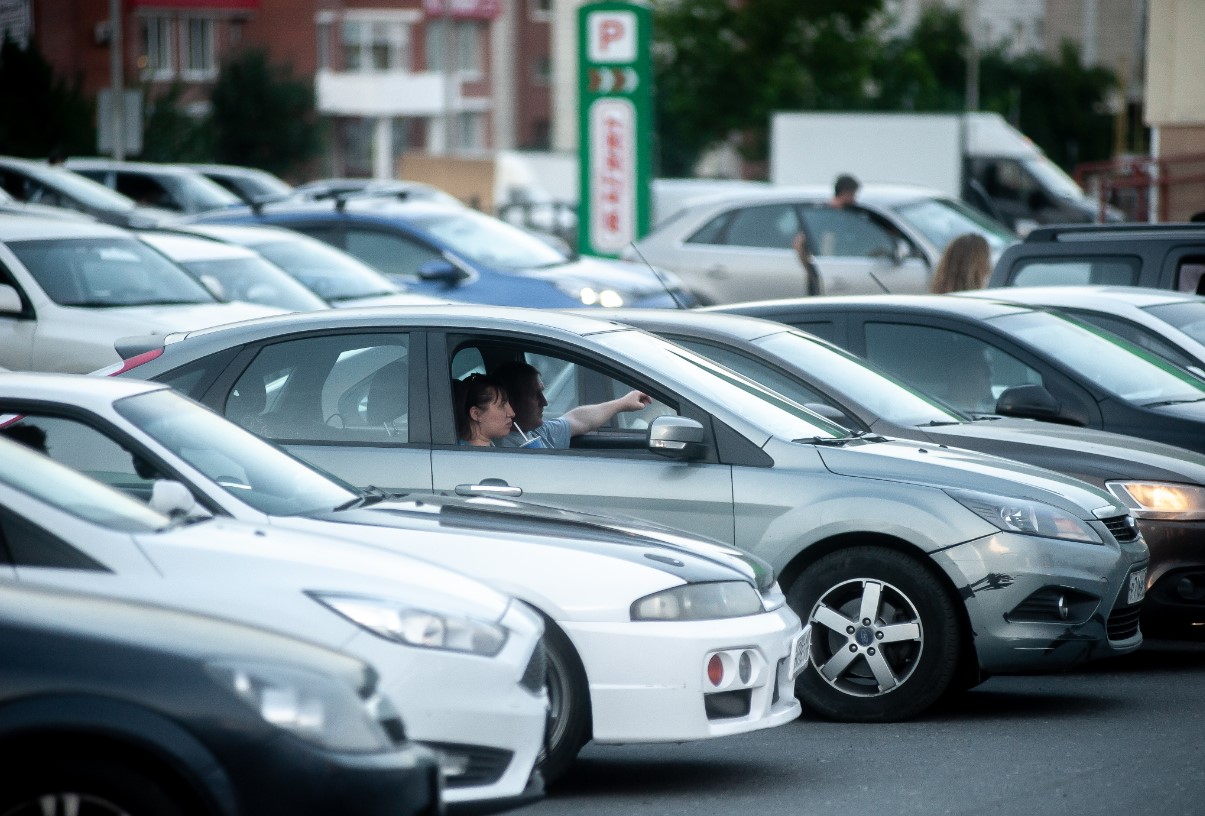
830, 174, 860, 208
929, 232, 992, 294
791, 231, 822, 296
492, 361, 650, 449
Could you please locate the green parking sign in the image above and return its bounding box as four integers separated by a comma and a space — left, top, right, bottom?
577, 0, 652, 258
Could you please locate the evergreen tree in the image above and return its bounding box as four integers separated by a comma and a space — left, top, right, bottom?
0, 35, 93, 157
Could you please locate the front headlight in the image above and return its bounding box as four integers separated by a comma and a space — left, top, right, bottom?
309, 592, 508, 656
554, 279, 627, 307
946, 489, 1102, 544
631, 581, 764, 621
206, 660, 391, 752
1107, 481, 1205, 520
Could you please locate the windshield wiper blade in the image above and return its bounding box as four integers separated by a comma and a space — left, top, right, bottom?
918, 420, 962, 427
1143, 397, 1205, 408
333, 485, 398, 512
796, 436, 856, 446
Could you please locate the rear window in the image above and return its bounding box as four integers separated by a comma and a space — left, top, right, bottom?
1008, 256, 1140, 287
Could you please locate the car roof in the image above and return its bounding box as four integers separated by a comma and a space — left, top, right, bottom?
64, 158, 215, 177
674, 182, 956, 212
956, 285, 1200, 310
1023, 223, 1205, 243
138, 231, 260, 261
203, 196, 465, 222
580, 307, 794, 343
0, 215, 130, 241
712, 293, 1035, 320
0, 371, 167, 403
174, 222, 307, 245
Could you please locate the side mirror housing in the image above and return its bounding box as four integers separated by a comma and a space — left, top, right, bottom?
647, 415, 706, 460
418, 259, 470, 284
892, 238, 911, 265
995, 383, 1061, 420
149, 479, 207, 519
0, 284, 21, 315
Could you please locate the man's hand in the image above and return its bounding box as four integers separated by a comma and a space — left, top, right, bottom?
618, 390, 653, 412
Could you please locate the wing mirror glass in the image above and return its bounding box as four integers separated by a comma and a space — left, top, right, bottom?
647, 415, 706, 460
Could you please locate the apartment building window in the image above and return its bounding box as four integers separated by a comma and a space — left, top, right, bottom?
342, 19, 410, 72
529, 0, 552, 21
181, 18, 216, 80
139, 17, 174, 80
426, 20, 482, 76
454, 112, 485, 150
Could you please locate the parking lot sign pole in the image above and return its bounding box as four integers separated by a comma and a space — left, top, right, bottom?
577, 1, 652, 258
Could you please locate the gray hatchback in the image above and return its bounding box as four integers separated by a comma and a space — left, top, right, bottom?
116, 306, 1149, 723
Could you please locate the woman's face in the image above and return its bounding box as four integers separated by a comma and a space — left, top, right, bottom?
471, 391, 515, 440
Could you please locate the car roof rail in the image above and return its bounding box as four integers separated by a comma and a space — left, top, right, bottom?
1025, 223, 1205, 243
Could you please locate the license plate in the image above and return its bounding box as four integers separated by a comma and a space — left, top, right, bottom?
789, 624, 812, 678
1127, 568, 1148, 605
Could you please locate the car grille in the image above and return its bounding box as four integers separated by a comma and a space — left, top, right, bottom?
1107, 600, 1143, 641
520, 639, 547, 694
1102, 514, 1139, 543
425, 743, 514, 788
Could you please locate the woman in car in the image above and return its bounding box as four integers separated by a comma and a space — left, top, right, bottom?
453, 374, 516, 446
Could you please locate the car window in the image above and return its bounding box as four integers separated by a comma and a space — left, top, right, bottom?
1064, 309, 1199, 371
344, 228, 443, 279
0, 508, 109, 570
722, 204, 800, 249
1145, 300, 1205, 347
114, 173, 175, 209
1175, 258, 1205, 294
1009, 256, 1140, 286
685, 212, 731, 245
800, 206, 895, 258
226, 333, 411, 443
864, 322, 1043, 414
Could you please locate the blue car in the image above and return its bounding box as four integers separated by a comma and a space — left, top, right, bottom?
191, 197, 696, 308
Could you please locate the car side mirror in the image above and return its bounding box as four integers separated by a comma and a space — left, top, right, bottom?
418, 259, 470, 284
892, 238, 911, 265
995, 384, 1061, 420
198, 274, 227, 300
647, 415, 706, 460
0, 284, 21, 315
149, 479, 209, 518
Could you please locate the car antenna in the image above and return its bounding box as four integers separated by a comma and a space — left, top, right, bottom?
868, 270, 890, 294
626, 241, 690, 310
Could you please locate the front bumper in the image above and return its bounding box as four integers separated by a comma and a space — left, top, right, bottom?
1135, 518, 1205, 635
561, 603, 804, 744
932, 529, 1148, 674
347, 601, 548, 808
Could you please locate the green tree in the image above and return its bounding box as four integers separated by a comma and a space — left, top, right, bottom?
0, 35, 93, 157
208, 48, 322, 178
653, 0, 885, 176
140, 83, 213, 162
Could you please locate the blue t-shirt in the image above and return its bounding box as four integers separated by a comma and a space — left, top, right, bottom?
500, 418, 571, 449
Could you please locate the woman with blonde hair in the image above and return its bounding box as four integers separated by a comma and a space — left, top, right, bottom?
930, 232, 992, 294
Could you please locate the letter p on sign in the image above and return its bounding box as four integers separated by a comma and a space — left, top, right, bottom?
588, 11, 636, 64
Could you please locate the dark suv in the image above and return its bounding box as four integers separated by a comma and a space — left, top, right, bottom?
0, 581, 442, 816
988, 223, 1205, 293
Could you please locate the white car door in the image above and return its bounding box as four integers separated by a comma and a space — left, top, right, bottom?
800, 205, 930, 295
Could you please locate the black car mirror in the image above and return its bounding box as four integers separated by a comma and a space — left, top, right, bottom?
418, 259, 469, 284
995, 383, 1061, 420
647, 415, 706, 460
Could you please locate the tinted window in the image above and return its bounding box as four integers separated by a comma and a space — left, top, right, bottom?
801, 206, 895, 258
723, 205, 799, 249
686, 212, 731, 245
1175, 258, 1205, 294
345, 229, 442, 279
227, 333, 411, 443
1009, 256, 1140, 286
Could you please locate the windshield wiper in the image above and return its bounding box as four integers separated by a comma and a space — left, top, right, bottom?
796, 436, 857, 446
1142, 397, 1205, 408
333, 485, 398, 512
918, 420, 962, 427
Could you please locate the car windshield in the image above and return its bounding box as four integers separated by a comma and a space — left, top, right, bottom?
10, 237, 217, 307
993, 310, 1205, 405
35, 166, 138, 210
1022, 156, 1086, 199
411, 208, 567, 269
177, 255, 327, 312
755, 330, 965, 426
1143, 301, 1205, 347
114, 389, 360, 516
0, 435, 168, 532
252, 237, 401, 300
171, 174, 242, 212
891, 197, 1017, 253
601, 330, 850, 440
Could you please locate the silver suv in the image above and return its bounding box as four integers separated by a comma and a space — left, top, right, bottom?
118, 306, 1149, 722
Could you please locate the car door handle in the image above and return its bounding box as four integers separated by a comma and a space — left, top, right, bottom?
455, 479, 523, 498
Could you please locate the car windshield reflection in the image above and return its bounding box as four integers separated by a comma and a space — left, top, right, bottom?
413, 208, 567, 269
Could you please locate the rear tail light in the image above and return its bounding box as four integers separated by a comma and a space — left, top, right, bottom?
707, 654, 724, 686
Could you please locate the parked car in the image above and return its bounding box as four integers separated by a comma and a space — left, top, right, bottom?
184, 162, 295, 204
0, 155, 174, 228
0, 217, 282, 373
65, 158, 243, 215
113, 305, 1148, 723
137, 230, 330, 312
294, 177, 463, 207
605, 307, 1205, 637
959, 286, 1205, 377
190, 198, 697, 308
987, 223, 1205, 292
623, 184, 1017, 304
0, 579, 441, 816
716, 294, 1205, 454
174, 222, 449, 307
0, 184, 95, 221
0, 413, 548, 812
4, 371, 806, 782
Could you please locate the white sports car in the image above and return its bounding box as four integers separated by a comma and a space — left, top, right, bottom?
0, 431, 547, 813
0, 373, 807, 781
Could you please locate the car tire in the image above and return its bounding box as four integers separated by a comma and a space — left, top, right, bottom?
0, 756, 190, 816
540, 623, 591, 786
787, 546, 961, 723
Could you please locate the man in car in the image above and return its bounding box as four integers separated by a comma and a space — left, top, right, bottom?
492, 361, 650, 448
